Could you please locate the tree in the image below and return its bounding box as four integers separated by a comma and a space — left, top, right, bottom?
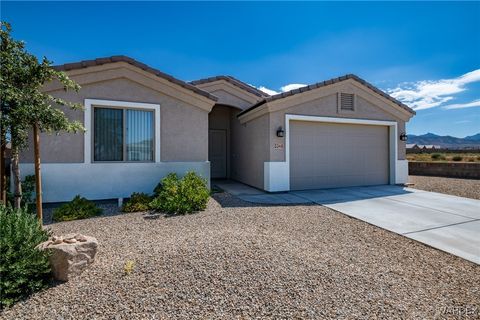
0, 22, 84, 220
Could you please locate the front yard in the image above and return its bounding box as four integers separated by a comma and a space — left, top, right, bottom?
2, 193, 479, 319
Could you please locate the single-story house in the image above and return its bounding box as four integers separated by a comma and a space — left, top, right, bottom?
19, 56, 415, 202
406, 144, 420, 150
421, 145, 441, 150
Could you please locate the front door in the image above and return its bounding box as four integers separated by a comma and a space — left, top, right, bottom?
209, 129, 227, 178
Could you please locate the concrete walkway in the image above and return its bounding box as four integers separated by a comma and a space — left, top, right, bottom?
213, 180, 480, 264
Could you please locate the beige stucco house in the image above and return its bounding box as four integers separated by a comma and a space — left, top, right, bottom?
20, 56, 415, 202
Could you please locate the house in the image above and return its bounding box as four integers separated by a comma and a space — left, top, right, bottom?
421, 145, 441, 150
19, 56, 415, 202
406, 144, 420, 150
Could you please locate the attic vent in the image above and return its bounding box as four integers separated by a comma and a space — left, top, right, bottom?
340, 93, 354, 111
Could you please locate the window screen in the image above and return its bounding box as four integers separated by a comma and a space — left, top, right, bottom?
94, 107, 154, 162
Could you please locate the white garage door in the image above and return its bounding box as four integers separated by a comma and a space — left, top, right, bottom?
290, 121, 389, 190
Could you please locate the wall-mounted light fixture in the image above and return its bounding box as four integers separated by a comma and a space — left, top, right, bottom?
400, 132, 408, 141
276, 127, 285, 138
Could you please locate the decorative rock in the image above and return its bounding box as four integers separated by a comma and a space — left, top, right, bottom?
38, 234, 98, 281
75, 234, 88, 242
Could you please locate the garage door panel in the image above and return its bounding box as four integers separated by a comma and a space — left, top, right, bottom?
290, 121, 389, 190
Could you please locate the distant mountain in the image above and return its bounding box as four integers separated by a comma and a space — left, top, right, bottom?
408, 133, 480, 149
465, 133, 480, 141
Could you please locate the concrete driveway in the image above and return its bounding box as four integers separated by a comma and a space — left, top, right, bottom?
292, 185, 480, 265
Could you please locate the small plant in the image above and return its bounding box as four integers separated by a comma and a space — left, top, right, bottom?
150, 171, 210, 214
153, 182, 163, 197
452, 156, 463, 162
124, 260, 135, 275
0, 205, 52, 308
122, 192, 152, 213
52, 195, 103, 222
431, 153, 441, 160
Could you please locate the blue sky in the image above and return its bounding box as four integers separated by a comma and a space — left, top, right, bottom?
2, 1, 479, 137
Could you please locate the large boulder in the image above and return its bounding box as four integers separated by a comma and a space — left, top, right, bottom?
38, 234, 98, 281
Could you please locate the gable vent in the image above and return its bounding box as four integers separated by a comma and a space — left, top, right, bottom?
340, 93, 354, 111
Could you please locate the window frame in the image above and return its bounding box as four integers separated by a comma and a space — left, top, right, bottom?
84, 99, 161, 164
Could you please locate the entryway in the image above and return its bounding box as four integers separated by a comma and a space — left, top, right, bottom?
209, 129, 227, 178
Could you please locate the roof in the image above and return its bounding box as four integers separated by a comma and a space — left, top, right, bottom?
54, 56, 218, 102
237, 74, 415, 117
190, 75, 270, 98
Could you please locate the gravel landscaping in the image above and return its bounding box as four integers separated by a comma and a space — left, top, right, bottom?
2, 193, 479, 319
408, 175, 480, 200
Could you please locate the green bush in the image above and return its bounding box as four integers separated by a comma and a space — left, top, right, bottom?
150, 171, 210, 214
122, 192, 152, 212
0, 205, 52, 308
431, 153, 441, 160
452, 156, 463, 162
153, 182, 163, 197
52, 195, 102, 222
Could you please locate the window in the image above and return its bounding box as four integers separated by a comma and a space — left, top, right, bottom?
340, 93, 355, 111
93, 107, 154, 162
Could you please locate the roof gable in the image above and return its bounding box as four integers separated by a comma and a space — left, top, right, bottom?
53, 56, 218, 102
190, 75, 269, 98
238, 74, 415, 118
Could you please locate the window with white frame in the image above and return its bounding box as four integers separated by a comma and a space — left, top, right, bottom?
93, 107, 154, 162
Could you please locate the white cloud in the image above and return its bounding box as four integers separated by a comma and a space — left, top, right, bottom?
257, 86, 279, 96
387, 69, 480, 110
442, 99, 480, 110
280, 83, 308, 92
256, 83, 308, 96
454, 120, 472, 124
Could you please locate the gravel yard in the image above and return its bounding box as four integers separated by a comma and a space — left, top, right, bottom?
409, 175, 480, 200
2, 193, 479, 319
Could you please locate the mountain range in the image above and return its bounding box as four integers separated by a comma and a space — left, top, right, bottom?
408, 133, 480, 149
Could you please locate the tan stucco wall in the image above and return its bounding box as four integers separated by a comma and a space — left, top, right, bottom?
269, 93, 408, 162
230, 112, 269, 189
21, 77, 209, 163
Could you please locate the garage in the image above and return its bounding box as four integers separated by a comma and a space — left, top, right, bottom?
289, 120, 390, 190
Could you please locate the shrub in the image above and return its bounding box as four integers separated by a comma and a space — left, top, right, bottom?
150, 171, 210, 214
431, 153, 442, 160
153, 182, 163, 197
122, 192, 152, 212
452, 156, 463, 162
52, 195, 102, 222
0, 205, 52, 308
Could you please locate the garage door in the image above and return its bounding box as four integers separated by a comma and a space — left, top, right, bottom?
290, 121, 389, 190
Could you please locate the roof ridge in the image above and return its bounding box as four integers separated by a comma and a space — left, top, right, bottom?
190, 75, 270, 98
238, 74, 415, 117
54, 55, 218, 102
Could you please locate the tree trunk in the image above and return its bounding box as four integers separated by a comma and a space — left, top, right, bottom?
11, 146, 22, 209
33, 123, 42, 223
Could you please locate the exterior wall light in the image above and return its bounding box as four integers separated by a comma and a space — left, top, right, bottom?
276, 127, 285, 138
400, 132, 408, 141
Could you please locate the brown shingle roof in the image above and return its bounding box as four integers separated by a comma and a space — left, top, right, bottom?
237, 74, 415, 117
54, 56, 218, 102
190, 75, 270, 98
